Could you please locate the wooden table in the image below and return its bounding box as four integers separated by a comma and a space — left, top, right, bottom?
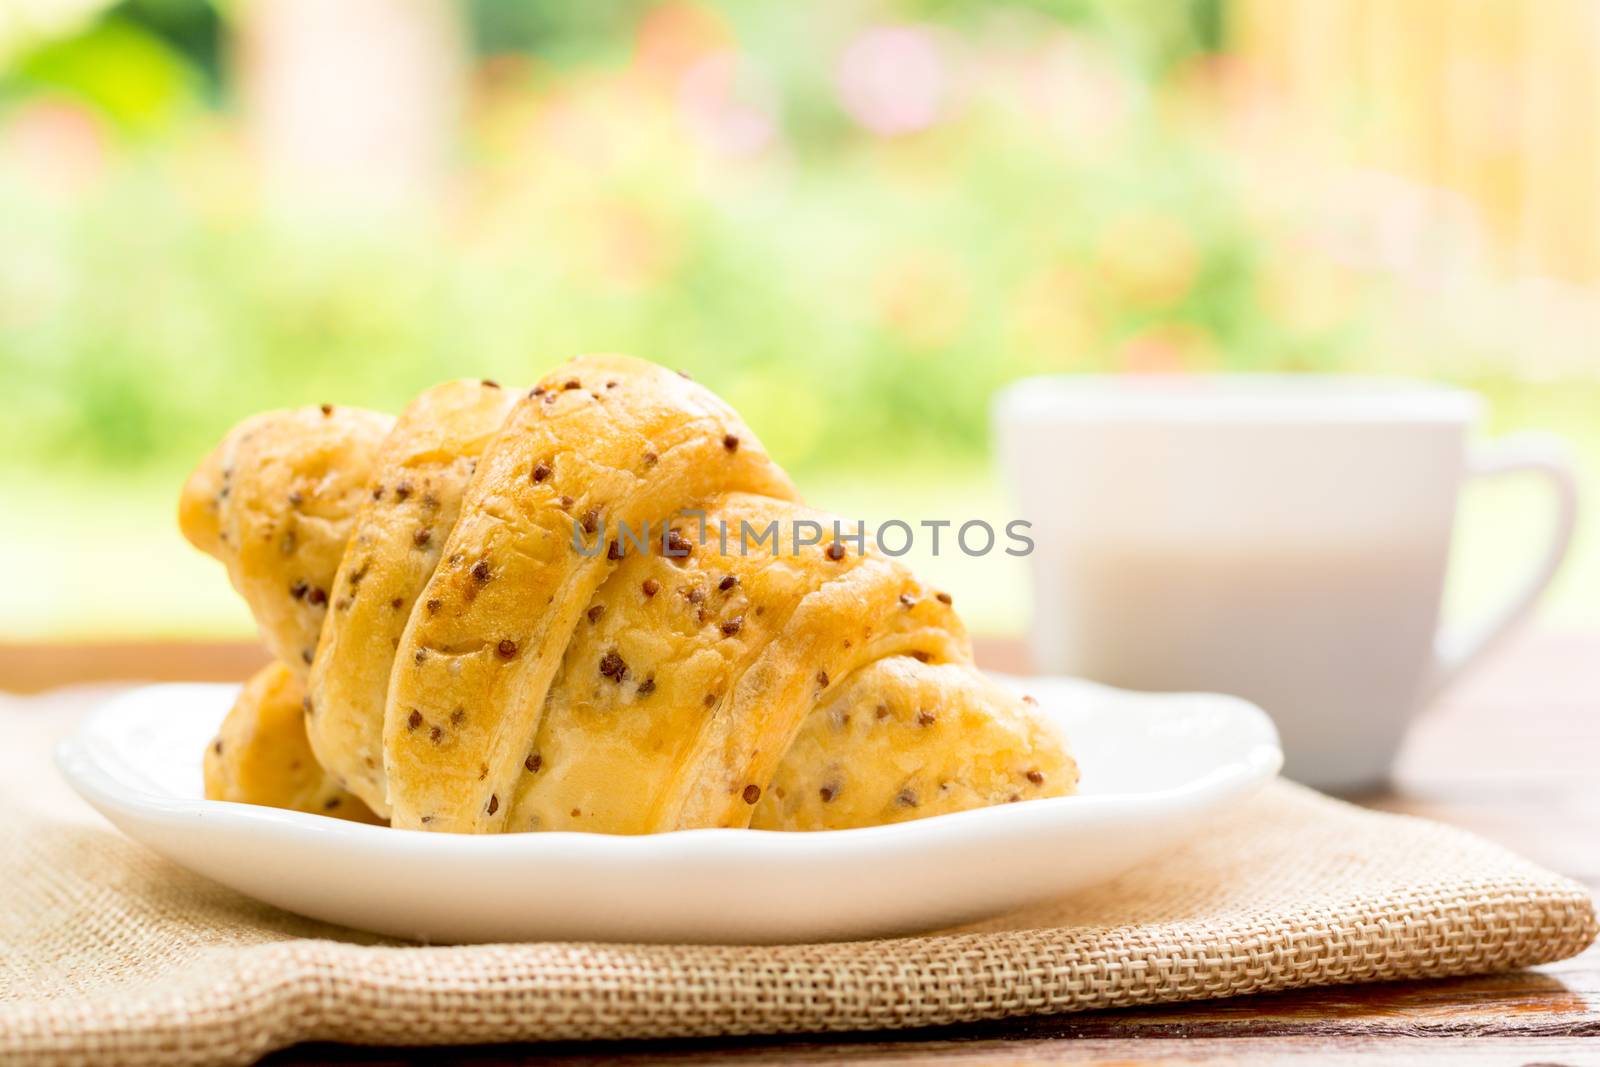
11, 632, 1598, 1064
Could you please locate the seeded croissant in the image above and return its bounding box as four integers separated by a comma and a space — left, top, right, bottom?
204, 662, 382, 825
181, 356, 1077, 833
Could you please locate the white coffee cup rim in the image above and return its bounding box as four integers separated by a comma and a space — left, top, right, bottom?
996, 374, 1480, 424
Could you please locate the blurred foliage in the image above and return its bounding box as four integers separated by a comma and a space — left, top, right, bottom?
5, 14, 199, 132
3, 0, 1597, 640
467, 0, 655, 63
0, 0, 1377, 483
118, 0, 222, 96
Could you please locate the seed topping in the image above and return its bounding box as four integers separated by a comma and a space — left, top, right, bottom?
599, 649, 628, 682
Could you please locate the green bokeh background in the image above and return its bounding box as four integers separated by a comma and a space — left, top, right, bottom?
1, 0, 1592, 639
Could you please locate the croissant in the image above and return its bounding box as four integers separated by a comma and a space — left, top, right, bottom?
181, 356, 1077, 833
204, 662, 382, 825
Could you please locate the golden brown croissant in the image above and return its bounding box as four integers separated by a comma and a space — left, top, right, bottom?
204, 662, 382, 824
181, 356, 1076, 833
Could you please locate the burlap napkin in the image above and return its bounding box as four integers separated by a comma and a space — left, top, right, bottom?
1, 687, 1593, 1067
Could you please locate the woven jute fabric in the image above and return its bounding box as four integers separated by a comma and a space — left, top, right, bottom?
1, 688, 1593, 1067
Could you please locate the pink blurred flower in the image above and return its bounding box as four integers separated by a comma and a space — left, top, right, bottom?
678, 52, 778, 159
836, 25, 947, 137
634, 2, 733, 89
1117, 323, 1218, 374
0, 96, 108, 197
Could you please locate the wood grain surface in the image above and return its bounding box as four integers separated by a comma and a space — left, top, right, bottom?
12, 630, 1598, 1065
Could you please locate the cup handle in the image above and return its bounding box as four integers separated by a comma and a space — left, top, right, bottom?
1425, 432, 1580, 699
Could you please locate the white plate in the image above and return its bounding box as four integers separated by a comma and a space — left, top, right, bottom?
56, 677, 1280, 945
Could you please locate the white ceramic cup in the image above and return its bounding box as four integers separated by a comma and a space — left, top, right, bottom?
994, 375, 1579, 792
